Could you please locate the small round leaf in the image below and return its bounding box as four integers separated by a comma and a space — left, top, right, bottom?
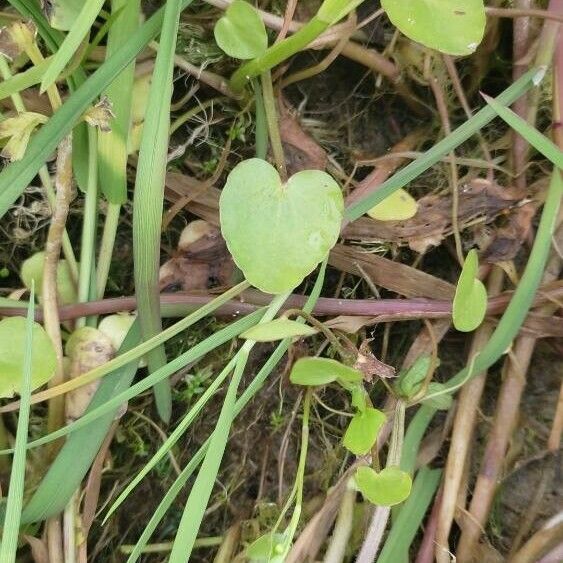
220, 158, 344, 294
343, 407, 387, 455
367, 188, 418, 221
241, 319, 316, 342
452, 249, 487, 332
214, 0, 268, 60
355, 466, 412, 506
0, 317, 56, 398
381, 0, 486, 56
289, 357, 362, 387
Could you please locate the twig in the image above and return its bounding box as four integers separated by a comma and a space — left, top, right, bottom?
43, 135, 74, 435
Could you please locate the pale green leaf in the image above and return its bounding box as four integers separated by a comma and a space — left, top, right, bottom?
214, 0, 267, 60
343, 407, 386, 455
220, 158, 343, 294
423, 382, 453, 410
246, 532, 286, 562
452, 249, 487, 332
20, 251, 77, 306
241, 318, 316, 342
381, 0, 486, 56
355, 466, 412, 506
290, 357, 363, 386
367, 188, 418, 221
0, 317, 56, 398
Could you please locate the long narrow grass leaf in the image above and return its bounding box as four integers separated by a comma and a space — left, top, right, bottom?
21, 322, 141, 523
483, 93, 563, 168
3, 310, 265, 464
98, 0, 140, 203
0, 57, 52, 101
126, 262, 327, 560
132, 0, 184, 422
40, 0, 105, 93
0, 286, 35, 560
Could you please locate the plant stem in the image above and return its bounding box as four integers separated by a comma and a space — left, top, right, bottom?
77, 129, 99, 328
260, 70, 286, 178
230, 16, 328, 92
357, 400, 406, 563
96, 202, 120, 298
253, 78, 268, 160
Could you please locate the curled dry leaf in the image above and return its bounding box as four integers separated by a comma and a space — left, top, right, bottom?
65, 327, 114, 422
354, 339, 396, 382
82, 96, 115, 132
159, 220, 236, 292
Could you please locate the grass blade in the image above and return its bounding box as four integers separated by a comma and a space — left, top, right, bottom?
344, 67, 542, 222
0, 57, 52, 101
125, 262, 327, 561
98, 0, 140, 204
132, 0, 184, 422
21, 322, 141, 523
0, 286, 35, 560
377, 468, 442, 563
483, 93, 563, 168
39, 0, 105, 93
3, 309, 264, 459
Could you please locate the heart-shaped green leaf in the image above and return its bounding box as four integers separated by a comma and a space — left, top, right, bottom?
290, 357, 363, 387
452, 249, 487, 332
367, 188, 418, 221
241, 319, 316, 342
355, 466, 412, 506
214, 0, 268, 60
381, 0, 486, 56
343, 407, 387, 455
220, 158, 344, 294
0, 317, 56, 398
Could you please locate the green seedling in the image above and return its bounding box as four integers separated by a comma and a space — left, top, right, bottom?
0, 316, 56, 398
381, 0, 486, 56
343, 407, 387, 455
241, 319, 317, 342
220, 158, 343, 294
355, 466, 412, 506
452, 249, 487, 332
214, 0, 267, 60
367, 188, 418, 221
289, 357, 363, 387
246, 532, 287, 562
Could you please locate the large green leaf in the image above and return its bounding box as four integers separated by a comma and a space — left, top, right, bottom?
220, 158, 343, 294
214, 0, 267, 60
241, 319, 316, 342
381, 0, 486, 56
0, 317, 56, 398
